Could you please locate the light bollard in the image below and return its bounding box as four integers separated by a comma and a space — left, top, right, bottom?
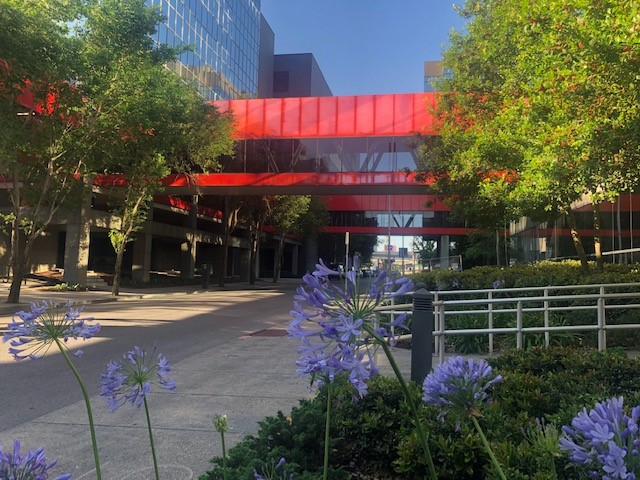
411, 283, 434, 384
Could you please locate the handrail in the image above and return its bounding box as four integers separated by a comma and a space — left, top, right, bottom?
374, 282, 640, 367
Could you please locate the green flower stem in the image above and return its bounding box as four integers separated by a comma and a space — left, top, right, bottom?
54, 339, 102, 480
220, 429, 228, 480
143, 397, 160, 480
323, 381, 333, 480
363, 326, 437, 480
470, 416, 507, 480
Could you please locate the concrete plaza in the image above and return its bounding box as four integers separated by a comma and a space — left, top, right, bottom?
0, 280, 412, 480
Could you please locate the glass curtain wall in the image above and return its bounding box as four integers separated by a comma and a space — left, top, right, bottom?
226, 136, 421, 173
147, 0, 261, 100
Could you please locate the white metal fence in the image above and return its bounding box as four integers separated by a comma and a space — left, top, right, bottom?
376, 283, 640, 364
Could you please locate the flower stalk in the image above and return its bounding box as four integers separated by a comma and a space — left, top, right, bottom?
55, 338, 103, 480
213, 415, 231, 480
363, 324, 437, 480
323, 381, 333, 480
143, 397, 160, 480
470, 416, 507, 480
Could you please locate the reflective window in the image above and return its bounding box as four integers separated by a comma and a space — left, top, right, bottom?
147, 0, 261, 100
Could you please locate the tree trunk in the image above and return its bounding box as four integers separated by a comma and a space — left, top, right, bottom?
249, 223, 262, 285
7, 206, 22, 303
7, 263, 26, 304
219, 233, 229, 287
593, 202, 604, 272
249, 229, 257, 285
495, 229, 500, 267
566, 210, 590, 273
111, 246, 125, 296
273, 235, 285, 283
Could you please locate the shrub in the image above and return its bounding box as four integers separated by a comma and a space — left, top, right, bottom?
201, 347, 640, 479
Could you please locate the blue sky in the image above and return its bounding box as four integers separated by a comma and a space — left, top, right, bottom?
261, 1, 466, 96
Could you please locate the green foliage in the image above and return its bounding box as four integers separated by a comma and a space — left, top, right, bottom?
200, 348, 640, 479
419, 0, 640, 267
412, 261, 640, 291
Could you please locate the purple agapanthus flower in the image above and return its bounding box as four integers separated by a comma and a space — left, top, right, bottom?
2, 300, 100, 360
0, 439, 71, 480
100, 346, 176, 411
289, 260, 412, 397
422, 356, 502, 416
560, 397, 640, 479
253, 457, 294, 480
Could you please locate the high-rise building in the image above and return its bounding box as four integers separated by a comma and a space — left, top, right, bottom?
272, 53, 332, 98
423, 60, 452, 92
147, 0, 263, 100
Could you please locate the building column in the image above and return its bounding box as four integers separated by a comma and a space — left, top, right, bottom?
291, 244, 299, 276
305, 234, 319, 274
63, 183, 92, 286
239, 247, 250, 281
132, 218, 152, 283
439, 235, 450, 270
181, 196, 198, 279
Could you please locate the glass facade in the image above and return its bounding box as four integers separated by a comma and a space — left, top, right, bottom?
329, 211, 460, 229
147, 0, 261, 100
224, 136, 421, 173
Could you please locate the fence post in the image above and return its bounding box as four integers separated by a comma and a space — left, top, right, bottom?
598, 286, 606, 351
544, 288, 550, 347
488, 291, 494, 354
517, 301, 523, 349
411, 283, 433, 384
433, 291, 440, 357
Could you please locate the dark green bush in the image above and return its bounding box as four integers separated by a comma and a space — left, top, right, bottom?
412, 261, 640, 291
201, 347, 640, 479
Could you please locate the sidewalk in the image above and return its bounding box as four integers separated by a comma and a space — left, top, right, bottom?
0, 278, 414, 480
0, 277, 302, 318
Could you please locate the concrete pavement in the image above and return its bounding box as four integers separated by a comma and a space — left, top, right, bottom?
0, 278, 413, 480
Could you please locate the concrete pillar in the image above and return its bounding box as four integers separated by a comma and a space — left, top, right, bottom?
240, 247, 250, 281
291, 244, 299, 276
132, 233, 152, 283
180, 239, 196, 279
305, 235, 319, 274
181, 196, 198, 279
63, 183, 92, 286
439, 235, 450, 270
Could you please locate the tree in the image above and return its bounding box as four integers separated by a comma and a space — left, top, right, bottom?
218, 195, 244, 287
422, 0, 640, 272
268, 195, 311, 283
79, 0, 234, 295
0, 0, 89, 303
413, 237, 437, 269
244, 196, 270, 285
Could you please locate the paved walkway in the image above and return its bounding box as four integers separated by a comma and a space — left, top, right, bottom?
0, 278, 413, 480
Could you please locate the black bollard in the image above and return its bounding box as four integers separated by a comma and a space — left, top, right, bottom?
411, 283, 433, 384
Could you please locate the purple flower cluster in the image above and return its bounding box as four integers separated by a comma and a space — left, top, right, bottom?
422, 356, 502, 416
253, 457, 294, 480
3, 301, 100, 360
100, 346, 176, 411
560, 397, 640, 479
0, 439, 71, 480
289, 260, 413, 396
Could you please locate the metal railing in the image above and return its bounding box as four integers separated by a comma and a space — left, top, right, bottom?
376, 283, 640, 372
